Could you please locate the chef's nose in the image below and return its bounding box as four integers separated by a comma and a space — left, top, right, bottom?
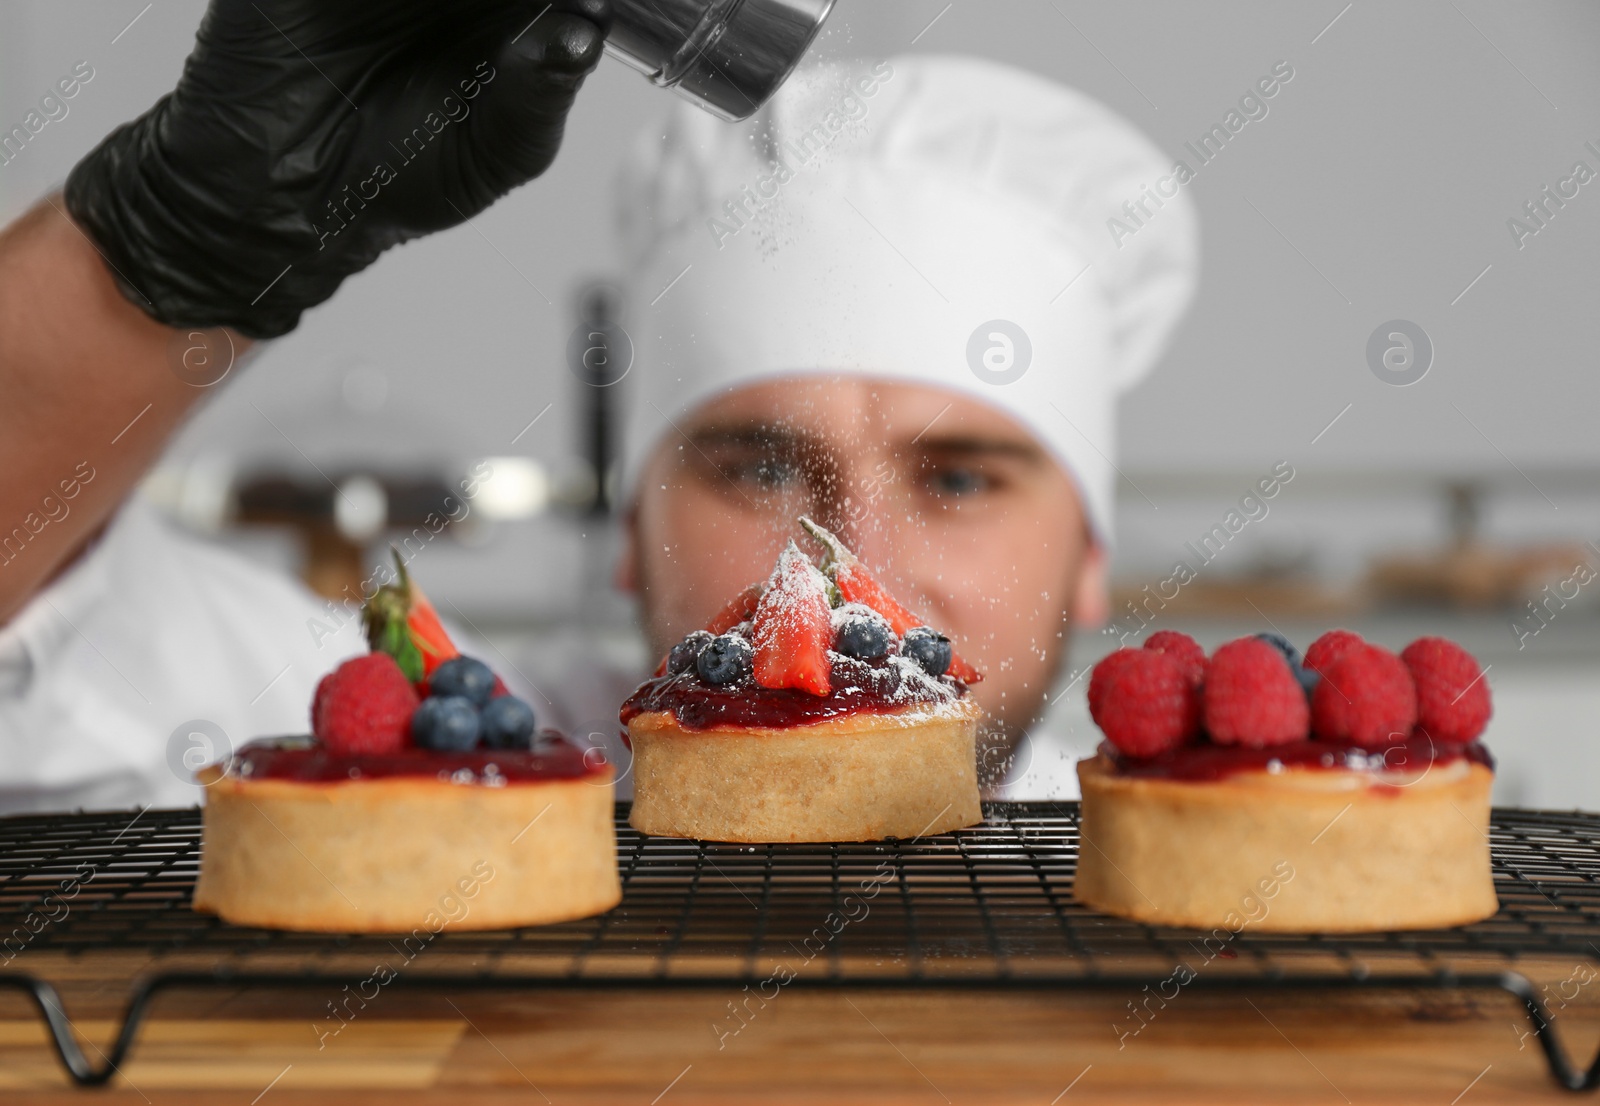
810, 470, 901, 576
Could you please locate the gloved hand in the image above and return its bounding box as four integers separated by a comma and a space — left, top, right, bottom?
65, 0, 610, 339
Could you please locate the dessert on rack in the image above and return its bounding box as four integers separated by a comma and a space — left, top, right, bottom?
1075, 629, 1497, 933
621, 518, 984, 843
193, 555, 620, 933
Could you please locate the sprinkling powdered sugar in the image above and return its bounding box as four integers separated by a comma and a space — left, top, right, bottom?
757, 542, 830, 624
622, 523, 973, 730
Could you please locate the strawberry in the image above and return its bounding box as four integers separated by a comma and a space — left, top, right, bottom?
362, 549, 460, 682
799, 517, 983, 683
406, 580, 459, 676
751, 541, 833, 695
705, 582, 766, 635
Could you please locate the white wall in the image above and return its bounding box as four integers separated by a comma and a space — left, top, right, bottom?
6, 1, 1598, 488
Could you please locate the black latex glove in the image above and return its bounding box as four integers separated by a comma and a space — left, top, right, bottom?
65, 0, 610, 339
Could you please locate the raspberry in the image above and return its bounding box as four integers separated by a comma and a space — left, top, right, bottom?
1202, 637, 1309, 747
1304, 629, 1363, 675
312, 653, 420, 754
1088, 648, 1197, 757
1310, 642, 1417, 745
1401, 637, 1491, 742
1144, 630, 1207, 688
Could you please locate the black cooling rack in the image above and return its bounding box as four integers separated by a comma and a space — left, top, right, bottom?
0, 802, 1596, 1090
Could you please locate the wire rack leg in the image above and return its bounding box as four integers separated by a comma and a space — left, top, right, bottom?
0, 973, 156, 1087
1498, 972, 1600, 1092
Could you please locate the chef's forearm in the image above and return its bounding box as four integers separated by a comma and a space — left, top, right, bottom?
0, 199, 231, 624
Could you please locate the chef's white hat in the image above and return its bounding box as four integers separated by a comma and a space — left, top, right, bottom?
613, 54, 1198, 544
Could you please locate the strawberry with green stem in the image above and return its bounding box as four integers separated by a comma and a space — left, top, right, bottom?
799, 516, 983, 683
362, 549, 461, 683
751, 541, 834, 696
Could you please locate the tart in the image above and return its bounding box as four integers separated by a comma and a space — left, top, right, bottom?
621, 518, 984, 843
193, 737, 619, 932
193, 552, 621, 932
1073, 630, 1498, 933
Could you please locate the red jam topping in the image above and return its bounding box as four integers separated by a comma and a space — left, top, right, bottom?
620, 654, 963, 731
1100, 733, 1494, 782
224, 734, 607, 785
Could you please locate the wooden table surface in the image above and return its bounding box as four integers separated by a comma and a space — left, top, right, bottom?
1, 968, 1595, 1104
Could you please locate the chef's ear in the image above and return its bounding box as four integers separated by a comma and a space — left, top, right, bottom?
1072, 541, 1109, 627
614, 506, 639, 593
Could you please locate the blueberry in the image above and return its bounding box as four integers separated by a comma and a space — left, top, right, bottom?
429, 656, 496, 706
1294, 664, 1321, 700
1255, 632, 1302, 668
836, 616, 892, 660
902, 626, 952, 677
481, 695, 537, 749
411, 695, 481, 751
668, 631, 714, 675
696, 634, 753, 685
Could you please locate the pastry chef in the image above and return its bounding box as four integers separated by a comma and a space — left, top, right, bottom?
0, 0, 611, 813
600, 55, 1198, 799
0, 5, 1191, 811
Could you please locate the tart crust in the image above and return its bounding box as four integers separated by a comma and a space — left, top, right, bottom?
192, 764, 621, 932
627, 702, 983, 842
1074, 753, 1497, 932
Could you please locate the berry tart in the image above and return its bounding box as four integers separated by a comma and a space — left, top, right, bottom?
1075, 630, 1497, 933
621, 518, 984, 843
193, 555, 621, 932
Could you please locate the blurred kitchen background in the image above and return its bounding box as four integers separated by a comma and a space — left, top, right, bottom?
3, 1, 1598, 807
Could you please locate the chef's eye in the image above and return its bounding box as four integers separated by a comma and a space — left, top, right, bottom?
730, 457, 803, 490
926, 466, 991, 497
